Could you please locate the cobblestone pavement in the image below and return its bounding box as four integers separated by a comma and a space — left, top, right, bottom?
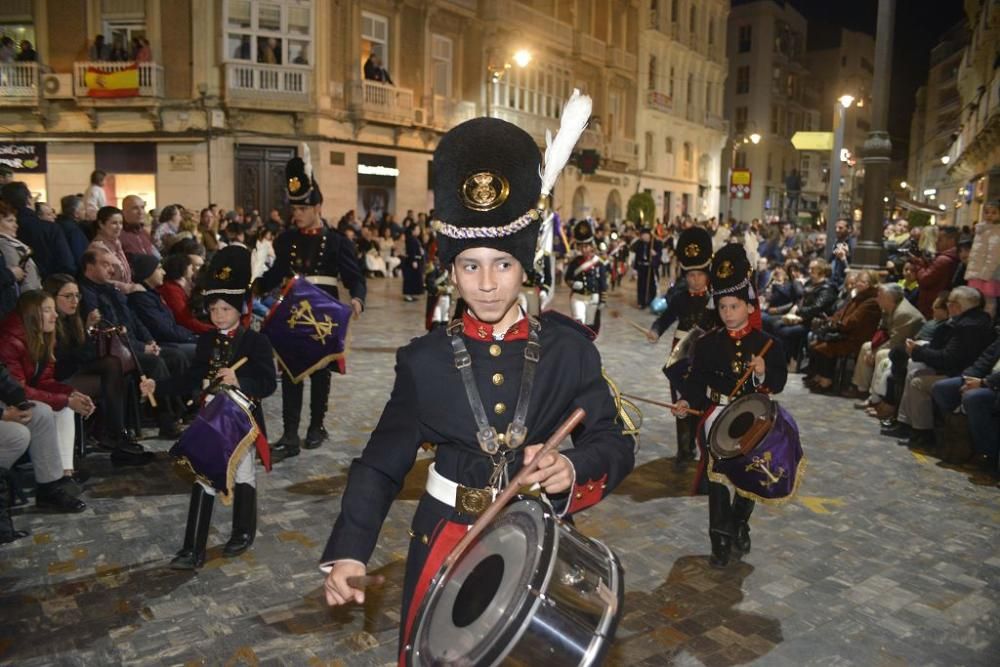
2, 277, 998, 666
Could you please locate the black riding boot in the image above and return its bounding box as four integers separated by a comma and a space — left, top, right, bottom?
708, 481, 734, 568
0, 468, 28, 544
731, 494, 755, 557
223, 484, 256, 557
273, 374, 302, 461
170, 484, 214, 570
675, 418, 693, 468
305, 368, 331, 449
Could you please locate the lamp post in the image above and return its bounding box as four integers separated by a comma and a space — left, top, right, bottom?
726, 131, 761, 223
486, 48, 532, 118
825, 94, 854, 259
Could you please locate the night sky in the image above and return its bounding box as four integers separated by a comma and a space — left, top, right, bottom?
790, 0, 966, 161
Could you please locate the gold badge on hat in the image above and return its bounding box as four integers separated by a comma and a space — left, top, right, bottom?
684, 243, 700, 258
288, 176, 301, 192
717, 260, 734, 279
215, 266, 232, 280
460, 172, 510, 212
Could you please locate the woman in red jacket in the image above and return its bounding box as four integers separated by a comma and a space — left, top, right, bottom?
158, 252, 213, 335
0, 290, 93, 511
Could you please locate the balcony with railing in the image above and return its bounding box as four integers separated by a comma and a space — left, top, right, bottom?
607, 47, 637, 74
349, 79, 416, 125
427, 95, 477, 130
645, 89, 672, 113
574, 32, 607, 65
610, 136, 637, 165
73, 61, 164, 100
482, 0, 573, 51
0, 62, 38, 105
224, 63, 311, 109
947, 68, 1000, 171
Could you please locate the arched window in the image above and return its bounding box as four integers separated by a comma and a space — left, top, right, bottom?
665, 136, 673, 153
648, 55, 657, 91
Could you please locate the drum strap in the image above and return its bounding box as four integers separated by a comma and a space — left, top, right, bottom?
448, 317, 541, 458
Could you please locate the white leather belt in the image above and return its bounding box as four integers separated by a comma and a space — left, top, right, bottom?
707, 387, 732, 406
426, 463, 493, 515
305, 275, 339, 288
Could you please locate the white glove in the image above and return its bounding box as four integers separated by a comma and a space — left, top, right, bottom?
572, 281, 584, 291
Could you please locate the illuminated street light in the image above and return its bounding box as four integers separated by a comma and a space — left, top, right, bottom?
940, 155, 951, 165
749, 132, 761, 144
512, 49, 532, 68
838, 94, 855, 109
900, 181, 908, 189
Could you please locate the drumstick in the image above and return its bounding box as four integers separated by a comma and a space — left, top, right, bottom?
728, 339, 774, 400
346, 575, 385, 589
186, 357, 250, 407
620, 392, 703, 417
624, 319, 651, 336
443, 408, 586, 570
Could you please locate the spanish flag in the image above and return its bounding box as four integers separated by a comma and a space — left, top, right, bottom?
85, 64, 139, 98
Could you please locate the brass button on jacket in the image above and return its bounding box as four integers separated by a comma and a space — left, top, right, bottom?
489, 344, 502, 357
492, 373, 504, 386
494, 402, 507, 415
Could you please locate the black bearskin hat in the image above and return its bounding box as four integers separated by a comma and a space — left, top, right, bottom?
710, 242, 754, 304
203, 246, 252, 312
286, 143, 322, 206
677, 227, 713, 272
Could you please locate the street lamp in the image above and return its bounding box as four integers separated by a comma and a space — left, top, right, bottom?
900, 180, 908, 190
486, 48, 532, 118
825, 94, 854, 258
940, 155, 951, 165
726, 130, 762, 223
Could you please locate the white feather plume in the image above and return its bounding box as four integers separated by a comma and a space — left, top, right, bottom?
540, 89, 592, 197
300, 142, 313, 180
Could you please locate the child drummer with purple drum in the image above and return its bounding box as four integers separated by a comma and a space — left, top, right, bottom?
671, 243, 788, 568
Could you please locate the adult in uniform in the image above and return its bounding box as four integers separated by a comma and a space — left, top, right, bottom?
646, 226, 719, 466
564, 219, 609, 334
671, 244, 787, 567
319, 112, 635, 659
632, 226, 661, 309
155, 246, 278, 569
256, 146, 366, 461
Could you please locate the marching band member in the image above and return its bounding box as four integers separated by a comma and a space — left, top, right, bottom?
632, 226, 661, 309
256, 146, 366, 461
153, 246, 277, 570
319, 103, 635, 662
671, 244, 787, 568
564, 219, 609, 334
423, 257, 453, 330
646, 226, 720, 467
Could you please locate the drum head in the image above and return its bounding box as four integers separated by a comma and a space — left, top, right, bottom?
410, 497, 555, 667
708, 393, 775, 459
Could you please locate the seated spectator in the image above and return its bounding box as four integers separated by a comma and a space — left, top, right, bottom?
768, 258, 838, 365
159, 252, 213, 335
55, 195, 90, 272
128, 254, 197, 350
0, 253, 17, 318
931, 339, 1000, 470
0, 291, 94, 504
897, 260, 919, 306
79, 248, 183, 440
119, 195, 159, 259
912, 225, 960, 318
89, 206, 143, 294
884, 286, 995, 448
153, 205, 181, 250
43, 273, 147, 460
1, 181, 75, 277
851, 283, 925, 406
805, 269, 882, 393
761, 265, 803, 332
952, 234, 972, 288
1, 364, 79, 539
0, 200, 41, 292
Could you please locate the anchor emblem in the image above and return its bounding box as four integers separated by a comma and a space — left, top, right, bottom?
745, 451, 787, 489
287, 299, 337, 344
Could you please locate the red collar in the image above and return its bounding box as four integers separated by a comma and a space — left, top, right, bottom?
689, 289, 707, 297
301, 225, 323, 237
727, 323, 753, 340
218, 327, 239, 338
461, 311, 529, 341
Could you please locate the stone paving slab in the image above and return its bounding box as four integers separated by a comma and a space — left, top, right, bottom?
1, 277, 998, 666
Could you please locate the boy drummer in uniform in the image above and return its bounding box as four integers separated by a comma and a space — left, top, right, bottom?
319, 107, 635, 660
671, 244, 787, 568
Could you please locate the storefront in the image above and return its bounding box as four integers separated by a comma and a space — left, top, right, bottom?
95, 142, 158, 209
356, 152, 398, 221
0, 141, 47, 202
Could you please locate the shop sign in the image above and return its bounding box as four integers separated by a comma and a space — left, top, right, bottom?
730, 169, 751, 199
0, 142, 46, 173
168, 153, 195, 171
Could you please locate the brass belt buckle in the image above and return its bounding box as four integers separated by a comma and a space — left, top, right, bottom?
456, 486, 492, 515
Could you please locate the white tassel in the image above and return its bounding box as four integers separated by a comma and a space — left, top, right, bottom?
300, 142, 313, 180
540, 89, 592, 197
